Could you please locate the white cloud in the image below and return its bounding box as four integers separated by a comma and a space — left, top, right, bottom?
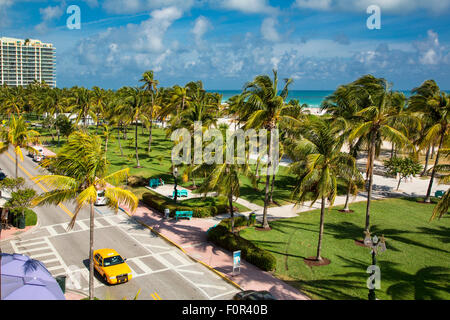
102, 0, 195, 14
221, 0, 277, 14
261, 17, 280, 42
192, 16, 212, 43
294, 0, 331, 10
294, 0, 450, 14
39, 5, 64, 21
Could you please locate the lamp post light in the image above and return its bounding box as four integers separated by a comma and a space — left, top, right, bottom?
364, 231, 387, 300
173, 167, 178, 203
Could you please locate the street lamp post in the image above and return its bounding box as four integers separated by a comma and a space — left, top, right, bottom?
173, 167, 178, 203
364, 231, 387, 301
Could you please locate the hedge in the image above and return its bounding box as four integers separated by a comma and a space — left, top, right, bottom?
142, 190, 229, 218
11, 208, 38, 227
207, 218, 277, 272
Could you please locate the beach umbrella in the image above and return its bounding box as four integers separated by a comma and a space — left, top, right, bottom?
0, 253, 65, 300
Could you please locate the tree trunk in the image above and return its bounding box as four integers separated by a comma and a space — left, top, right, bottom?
15, 152, 18, 178
365, 134, 376, 232
262, 139, 272, 230
397, 177, 402, 191
269, 163, 276, 203
425, 132, 445, 203
135, 120, 141, 168
316, 196, 326, 261
148, 106, 154, 154
89, 203, 95, 300
421, 146, 430, 177
431, 144, 435, 159
229, 192, 235, 234
343, 184, 351, 212
118, 125, 124, 157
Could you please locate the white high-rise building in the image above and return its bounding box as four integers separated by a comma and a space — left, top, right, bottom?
0, 37, 56, 88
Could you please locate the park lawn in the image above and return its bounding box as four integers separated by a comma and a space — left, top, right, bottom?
239, 198, 450, 300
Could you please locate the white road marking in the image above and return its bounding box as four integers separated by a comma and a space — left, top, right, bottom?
76, 220, 89, 230
46, 225, 58, 236
94, 219, 103, 228
197, 284, 227, 291
176, 268, 204, 275
131, 258, 153, 274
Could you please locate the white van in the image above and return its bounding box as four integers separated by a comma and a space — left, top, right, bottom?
95, 190, 108, 206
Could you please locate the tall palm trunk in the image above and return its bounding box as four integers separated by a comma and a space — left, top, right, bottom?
89, 203, 95, 300
118, 125, 124, 157
316, 196, 326, 261
135, 120, 141, 168
343, 183, 352, 212
148, 106, 154, 154
425, 131, 445, 203
365, 133, 376, 232
269, 164, 276, 203
262, 138, 272, 230
15, 152, 18, 178
228, 192, 235, 233
421, 146, 430, 177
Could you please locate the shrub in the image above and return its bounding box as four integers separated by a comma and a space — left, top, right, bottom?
142, 190, 229, 218
127, 175, 148, 187
207, 218, 277, 272
11, 208, 38, 227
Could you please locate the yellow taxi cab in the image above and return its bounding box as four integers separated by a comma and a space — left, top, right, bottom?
93, 248, 133, 285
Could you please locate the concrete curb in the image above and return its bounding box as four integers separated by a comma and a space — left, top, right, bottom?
118, 206, 243, 292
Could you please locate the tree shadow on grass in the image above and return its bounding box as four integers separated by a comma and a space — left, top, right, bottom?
386, 266, 450, 300
415, 226, 450, 244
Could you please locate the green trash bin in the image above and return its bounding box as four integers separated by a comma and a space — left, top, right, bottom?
249, 212, 256, 226
56, 275, 66, 294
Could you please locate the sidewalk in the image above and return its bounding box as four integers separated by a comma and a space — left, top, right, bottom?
126, 202, 310, 300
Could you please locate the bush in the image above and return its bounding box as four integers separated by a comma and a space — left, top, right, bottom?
207, 218, 277, 272
142, 190, 229, 218
11, 208, 37, 227
127, 175, 148, 187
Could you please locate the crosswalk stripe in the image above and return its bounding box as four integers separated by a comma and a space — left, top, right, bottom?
94, 219, 103, 228
76, 220, 89, 230
47, 226, 58, 236
131, 258, 152, 274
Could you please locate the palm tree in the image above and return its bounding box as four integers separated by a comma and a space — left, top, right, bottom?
409, 80, 450, 203
237, 70, 293, 229
91, 86, 108, 134
429, 151, 450, 221
32, 131, 138, 300
68, 87, 95, 129
290, 117, 356, 261
140, 71, 159, 153
348, 75, 414, 232
0, 115, 40, 178
120, 87, 150, 168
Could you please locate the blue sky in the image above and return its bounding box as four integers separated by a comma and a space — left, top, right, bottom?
1, 0, 449, 90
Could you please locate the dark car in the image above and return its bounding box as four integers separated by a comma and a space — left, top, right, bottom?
0, 171, 6, 181
233, 290, 276, 300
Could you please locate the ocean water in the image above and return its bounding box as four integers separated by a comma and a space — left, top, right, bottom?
211, 90, 421, 108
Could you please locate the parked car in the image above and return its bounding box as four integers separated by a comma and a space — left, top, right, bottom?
94, 190, 108, 206
233, 290, 276, 300
94, 248, 132, 285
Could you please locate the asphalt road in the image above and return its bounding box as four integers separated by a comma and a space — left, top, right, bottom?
0, 147, 240, 300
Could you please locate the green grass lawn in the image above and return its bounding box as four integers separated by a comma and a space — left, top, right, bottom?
239, 198, 450, 300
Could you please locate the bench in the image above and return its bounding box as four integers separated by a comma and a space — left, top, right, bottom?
149, 178, 164, 188
435, 190, 445, 198
207, 224, 218, 234
170, 190, 188, 198
175, 211, 193, 221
